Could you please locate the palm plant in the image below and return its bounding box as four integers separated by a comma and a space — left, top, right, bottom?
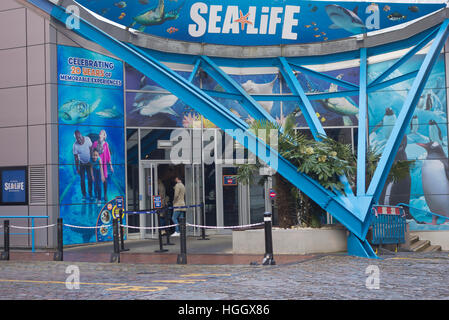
236, 115, 414, 228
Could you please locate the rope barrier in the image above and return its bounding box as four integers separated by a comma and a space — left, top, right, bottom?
63, 224, 103, 229
120, 224, 179, 230
125, 204, 204, 215
9, 224, 56, 230
186, 222, 265, 229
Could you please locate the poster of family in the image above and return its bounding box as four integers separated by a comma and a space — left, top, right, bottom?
57, 45, 126, 245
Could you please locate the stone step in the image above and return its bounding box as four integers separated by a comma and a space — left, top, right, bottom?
410, 239, 431, 252
421, 244, 442, 252
409, 234, 419, 244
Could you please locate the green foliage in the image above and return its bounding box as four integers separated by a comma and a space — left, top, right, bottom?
236, 117, 415, 228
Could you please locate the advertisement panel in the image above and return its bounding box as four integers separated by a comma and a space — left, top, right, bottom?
58, 45, 126, 245
75, 0, 445, 46
1, 167, 27, 205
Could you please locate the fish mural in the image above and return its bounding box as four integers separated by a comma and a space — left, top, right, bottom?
128, 0, 184, 32
59, 99, 101, 124
96, 106, 123, 119
325, 4, 366, 34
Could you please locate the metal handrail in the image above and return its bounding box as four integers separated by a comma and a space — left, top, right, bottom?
397, 203, 449, 221
0, 216, 49, 252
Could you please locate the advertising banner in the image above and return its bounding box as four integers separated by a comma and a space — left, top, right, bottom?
1, 167, 27, 205
58, 45, 126, 245
75, 0, 445, 46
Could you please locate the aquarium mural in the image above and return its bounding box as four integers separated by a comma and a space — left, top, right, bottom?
58, 45, 126, 245
368, 53, 449, 231
74, 0, 445, 46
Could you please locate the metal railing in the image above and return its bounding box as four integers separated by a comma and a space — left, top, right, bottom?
0, 216, 50, 252
397, 203, 449, 223
370, 206, 406, 250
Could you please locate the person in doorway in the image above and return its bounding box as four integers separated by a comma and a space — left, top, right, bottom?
158, 178, 169, 233
171, 176, 186, 236
73, 130, 93, 201
90, 148, 105, 204
92, 130, 114, 202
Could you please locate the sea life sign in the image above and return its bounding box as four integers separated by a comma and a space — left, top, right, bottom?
75, 0, 445, 45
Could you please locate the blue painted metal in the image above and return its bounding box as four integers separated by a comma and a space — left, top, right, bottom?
188, 59, 201, 83
198, 55, 277, 123
371, 212, 406, 246
398, 203, 449, 222
366, 19, 449, 208
357, 48, 368, 197
369, 27, 439, 87
277, 57, 325, 139
347, 231, 378, 259
289, 63, 359, 91
0, 216, 49, 252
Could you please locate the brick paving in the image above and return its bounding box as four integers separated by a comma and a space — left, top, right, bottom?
0, 251, 448, 300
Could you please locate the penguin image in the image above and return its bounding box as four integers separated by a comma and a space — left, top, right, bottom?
410, 115, 419, 134
380, 136, 412, 218
373, 107, 396, 140
416, 141, 449, 225
428, 119, 445, 147
425, 93, 433, 111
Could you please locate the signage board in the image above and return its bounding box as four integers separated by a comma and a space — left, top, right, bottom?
1, 167, 27, 205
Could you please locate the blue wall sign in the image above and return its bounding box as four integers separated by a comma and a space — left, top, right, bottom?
153, 195, 162, 208
75, 0, 445, 46
1, 168, 27, 204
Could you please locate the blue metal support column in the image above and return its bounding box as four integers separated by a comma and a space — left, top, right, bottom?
198, 55, 278, 124
188, 59, 201, 83
367, 19, 449, 207
357, 48, 368, 197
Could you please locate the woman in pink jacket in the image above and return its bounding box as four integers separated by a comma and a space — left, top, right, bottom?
92, 130, 114, 202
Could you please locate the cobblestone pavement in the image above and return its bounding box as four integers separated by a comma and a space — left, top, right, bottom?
0, 251, 448, 300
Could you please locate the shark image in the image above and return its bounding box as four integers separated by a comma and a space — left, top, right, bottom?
325, 4, 366, 34
241, 76, 278, 113
133, 85, 178, 117
128, 0, 184, 32
317, 75, 359, 125
59, 99, 101, 124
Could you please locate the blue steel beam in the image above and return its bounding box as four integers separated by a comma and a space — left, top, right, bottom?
289, 63, 359, 91
368, 27, 439, 87
357, 48, 368, 197
366, 19, 449, 211
198, 55, 277, 123
36, 0, 372, 246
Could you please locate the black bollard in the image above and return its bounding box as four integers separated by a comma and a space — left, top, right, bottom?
1, 220, 10, 261
262, 212, 275, 266
119, 212, 129, 252
165, 210, 175, 246
53, 218, 63, 261
155, 210, 168, 253
177, 216, 187, 264
110, 218, 120, 263
197, 204, 209, 241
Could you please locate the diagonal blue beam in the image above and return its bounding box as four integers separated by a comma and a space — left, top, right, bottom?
277, 57, 325, 139
369, 27, 439, 87
369, 70, 419, 92
188, 59, 201, 83
357, 48, 368, 196
198, 55, 277, 123
366, 19, 449, 209
277, 57, 357, 200
289, 63, 359, 91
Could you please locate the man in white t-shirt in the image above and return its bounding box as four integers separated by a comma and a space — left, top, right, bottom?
73, 130, 93, 200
